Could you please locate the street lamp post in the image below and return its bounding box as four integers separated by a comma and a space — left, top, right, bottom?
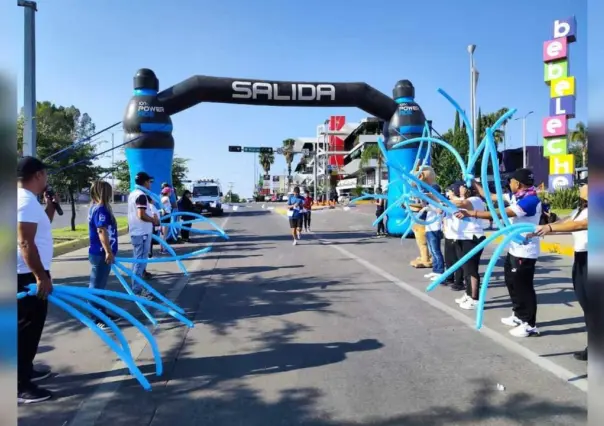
467, 44, 478, 152
515, 111, 534, 168
19, 0, 37, 157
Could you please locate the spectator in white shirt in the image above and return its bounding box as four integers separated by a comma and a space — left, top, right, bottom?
127, 172, 159, 299
17, 156, 56, 403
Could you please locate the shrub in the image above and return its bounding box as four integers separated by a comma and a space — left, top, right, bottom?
540, 187, 579, 210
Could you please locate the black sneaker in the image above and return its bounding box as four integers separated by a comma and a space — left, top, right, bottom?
18, 385, 52, 404
143, 271, 153, 280
449, 284, 465, 292
31, 368, 51, 383
573, 347, 588, 361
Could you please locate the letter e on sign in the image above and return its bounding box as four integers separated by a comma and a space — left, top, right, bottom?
550, 76, 575, 97
543, 38, 568, 62
542, 116, 567, 138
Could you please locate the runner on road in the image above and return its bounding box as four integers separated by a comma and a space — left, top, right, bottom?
375, 187, 386, 237
302, 192, 313, 232
287, 186, 304, 245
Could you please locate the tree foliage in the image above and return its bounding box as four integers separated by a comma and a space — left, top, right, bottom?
570, 121, 588, 168
259, 151, 275, 175
17, 101, 104, 230
113, 155, 190, 195
282, 138, 295, 179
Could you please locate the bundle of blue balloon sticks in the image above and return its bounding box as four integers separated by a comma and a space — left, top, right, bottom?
17, 185, 229, 390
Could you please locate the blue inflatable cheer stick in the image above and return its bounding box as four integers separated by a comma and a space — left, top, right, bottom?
392, 137, 467, 176
437, 88, 475, 160
54, 289, 163, 376
426, 223, 535, 292
112, 262, 185, 315
150, 233, 188, 276
51, 285, 194, 328
110, 264, 157, 325
116, 247, 212, 264
474, 225, 536, 330
46, 293, 151, 390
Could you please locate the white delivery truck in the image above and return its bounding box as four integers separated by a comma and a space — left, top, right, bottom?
189, 179, 223, 216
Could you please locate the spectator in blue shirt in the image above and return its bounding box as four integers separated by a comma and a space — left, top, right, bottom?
287, 186, 304, 245
457, 169, 542, 338
88, 181, 119, 330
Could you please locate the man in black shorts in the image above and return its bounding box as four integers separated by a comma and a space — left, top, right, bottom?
287, 187, 304, 245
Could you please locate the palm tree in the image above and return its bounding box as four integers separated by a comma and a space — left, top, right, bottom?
282, 138, 296, 183
359, 143, 384, 190
570, 121, 588, 167
259, 151, 275, 175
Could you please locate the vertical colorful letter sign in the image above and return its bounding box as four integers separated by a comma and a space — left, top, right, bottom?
543, 16, 576, 189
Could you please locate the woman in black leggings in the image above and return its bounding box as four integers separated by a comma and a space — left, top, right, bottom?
535, 182, 588, 360
375, 188, 386, 236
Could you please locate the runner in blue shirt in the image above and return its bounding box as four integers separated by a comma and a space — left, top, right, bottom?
287, 186, 304, 245
88, 181, 119, 329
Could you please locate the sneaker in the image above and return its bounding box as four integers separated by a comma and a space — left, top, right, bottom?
573, 347, 587, 361
449, 284, 465, 292
18, 385, 52, 404
134, 289, 153, 300
509, 322, 540, 337
30, 368, 51, 383
455, 294, 471, 305
424, 272, 437, 278
95, 320, 108, 330
143, 271, 153, 280
501, 314, 522, 327
293, 240, 297, 246
459, 298, 477, 310
430, 274, 443, 281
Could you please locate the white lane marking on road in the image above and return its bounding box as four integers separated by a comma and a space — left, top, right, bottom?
317, 238, 587, 393
68, 216, 230, 426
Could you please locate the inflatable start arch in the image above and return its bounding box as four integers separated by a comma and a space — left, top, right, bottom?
122, 69, 428, 235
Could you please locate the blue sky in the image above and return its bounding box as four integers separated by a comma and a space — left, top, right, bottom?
0, 0, 586, 197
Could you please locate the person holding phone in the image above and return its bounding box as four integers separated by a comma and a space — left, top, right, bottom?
17, 156, 55, 403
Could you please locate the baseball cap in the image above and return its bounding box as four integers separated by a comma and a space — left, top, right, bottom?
17, 156, 52, 179
135, 171, 153, 185
510, 168, 534, 186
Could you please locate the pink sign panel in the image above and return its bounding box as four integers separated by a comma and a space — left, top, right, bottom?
542, 115, 568, 137
543, 38, 568, 62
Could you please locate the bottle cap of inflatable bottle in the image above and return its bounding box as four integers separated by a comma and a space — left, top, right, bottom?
134, 68, 159, 92
392, 80, 415, 100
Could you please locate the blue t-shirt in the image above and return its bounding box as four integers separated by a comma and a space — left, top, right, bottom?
288, 195, 304, 218
89, 204, 118, 255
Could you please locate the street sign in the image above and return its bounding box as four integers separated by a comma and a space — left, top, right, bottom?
276, 147, 283, 155
243, 147, 273, 153
228, 145, 242, 152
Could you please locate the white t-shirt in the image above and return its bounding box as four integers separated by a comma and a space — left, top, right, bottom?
128, 189, 153, 236
147, 202, 161, 232
571, 208, 588, 252
450, 197, 485, 240
161, 196, 172, 214
507, 193, 542, 259
17, 188, 53, 274
425, 206, 442, 232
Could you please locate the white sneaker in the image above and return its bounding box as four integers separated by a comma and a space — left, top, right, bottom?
292, 240, 297, 246
430, 274, 443, 281
509, 322, 540, 337
501, 314, 522, 327
455, 294, 470, 305
459, 298, 477, 310
424, 272, 437, 278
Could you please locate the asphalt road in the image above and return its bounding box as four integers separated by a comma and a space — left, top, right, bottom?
21, 204, 587, 426
52, 203, 128, 229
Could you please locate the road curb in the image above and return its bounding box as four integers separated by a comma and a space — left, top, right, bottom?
485, 233, 574, 257
53, 226, 129, 257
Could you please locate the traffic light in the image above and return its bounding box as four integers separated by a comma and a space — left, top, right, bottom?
228, 145, 242, 152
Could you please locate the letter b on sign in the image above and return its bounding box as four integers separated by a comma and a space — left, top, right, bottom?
553, 17, 577, 42
544, 60, 568, 84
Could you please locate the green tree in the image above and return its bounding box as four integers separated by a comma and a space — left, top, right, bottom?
431, 128, 469, 189
454, 111, 461, 132
359, 143, 384, 189
17, 101, 103, 230
226, 192, 241, 203
259, 151, 275, 175
112, 155, 190, 194
570, 121, 588, 167
282, 138, 296, 183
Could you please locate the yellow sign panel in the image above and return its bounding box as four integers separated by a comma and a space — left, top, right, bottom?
549, 154, 575, 175
550, 76, 576, 98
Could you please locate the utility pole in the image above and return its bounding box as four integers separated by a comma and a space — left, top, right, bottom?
19, 0, 37, 157
227, 182, 234, 203
515, 111, 534, 168
111, 132, 115, 192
